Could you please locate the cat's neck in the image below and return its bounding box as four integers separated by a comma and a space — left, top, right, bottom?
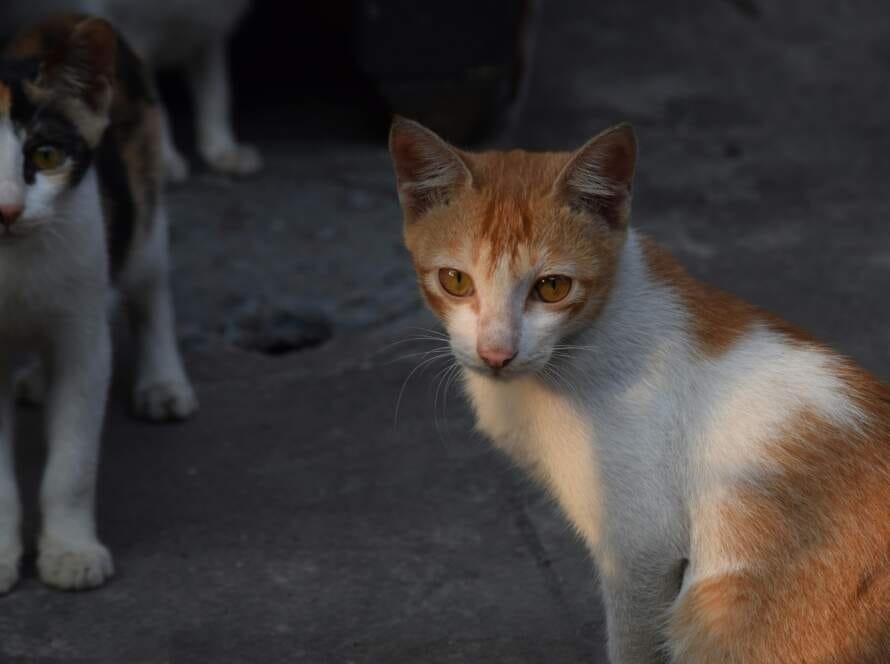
517, 228, 694, 404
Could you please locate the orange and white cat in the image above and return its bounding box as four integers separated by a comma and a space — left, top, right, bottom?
389, 117, 890, 663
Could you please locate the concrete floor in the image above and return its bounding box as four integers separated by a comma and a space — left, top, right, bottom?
3, 1, 890, 662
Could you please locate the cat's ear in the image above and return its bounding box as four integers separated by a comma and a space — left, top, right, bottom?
555, 123, 637, 229
389, 117, 473, 223
41, 17, 117, 114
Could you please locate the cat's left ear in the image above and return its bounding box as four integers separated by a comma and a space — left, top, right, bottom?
389, 116, 473, 224
555, 123, 637, 229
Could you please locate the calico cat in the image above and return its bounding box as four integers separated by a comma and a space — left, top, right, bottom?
1, 0, 259, 182
389, 117, 890, 663
0, 15, 197, 593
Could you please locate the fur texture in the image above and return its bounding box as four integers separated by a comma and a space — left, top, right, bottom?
0, 15, 196, 594
1, 0, 259, 181
390, 117, 890, 663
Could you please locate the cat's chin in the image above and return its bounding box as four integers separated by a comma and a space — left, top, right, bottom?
465, 364, 525, 382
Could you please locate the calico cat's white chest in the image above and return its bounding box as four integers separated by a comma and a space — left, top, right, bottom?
464, 372, 605, 551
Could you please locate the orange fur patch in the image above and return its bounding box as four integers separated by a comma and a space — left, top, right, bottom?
672, 383, 890, 663
403, 148, 626, 325
0, 83, 10, 116
640, 237, 760, 356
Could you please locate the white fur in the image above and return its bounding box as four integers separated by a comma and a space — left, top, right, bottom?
0, 112, 195, 593
443, 230, 862, 663
2, 0, 260, 180
0, 141, 114, 591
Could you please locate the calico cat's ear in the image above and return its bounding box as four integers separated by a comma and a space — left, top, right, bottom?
41, 17, 117, 114
555, 123, 637, 229
388, 117, 473, 223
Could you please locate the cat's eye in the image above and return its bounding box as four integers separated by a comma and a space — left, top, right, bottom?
439, 268, 474, 297
31, 145, 65, 171
534, 275, 572, 303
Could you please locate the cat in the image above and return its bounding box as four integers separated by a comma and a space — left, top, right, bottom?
0, 15, 197, 593
0, 0, 260, 182
389, 117, 890, 663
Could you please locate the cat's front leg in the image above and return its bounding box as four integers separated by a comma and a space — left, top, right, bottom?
158, 104, 190, 183
601, 562, 680, 664
187, 38, 262, 176
123, 209, 198, 421
37, 318, 114, 591
0, 366, 21, 594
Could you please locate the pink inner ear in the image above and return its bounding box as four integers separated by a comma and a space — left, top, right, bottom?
389, 118, 471, 220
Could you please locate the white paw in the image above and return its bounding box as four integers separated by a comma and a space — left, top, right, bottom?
0, 546, 21, 595
163, 149, 191, 184
38, 537, 113, 591
133, 379, 198, 421
15, 364, 46, 407
202, 143, 263, 176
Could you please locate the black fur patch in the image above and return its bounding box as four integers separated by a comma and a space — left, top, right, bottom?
94, 135, 133, 278
0, 57, 40, 83
21, 108, 92, 187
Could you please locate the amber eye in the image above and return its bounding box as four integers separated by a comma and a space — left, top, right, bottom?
438, 268, 474, 297
31, 145, 65, 171
534, 275, 572, 303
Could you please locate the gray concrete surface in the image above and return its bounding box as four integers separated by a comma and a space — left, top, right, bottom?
4, 1, 890, 662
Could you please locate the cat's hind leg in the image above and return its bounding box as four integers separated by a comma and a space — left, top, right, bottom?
159, 104, 190, 183
187, 38, 262, 176
121, 203, 197, 421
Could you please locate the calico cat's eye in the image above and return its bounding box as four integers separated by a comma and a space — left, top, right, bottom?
439, 268, 474, 297
535, 275, 572, 303
31, 145, 65, 171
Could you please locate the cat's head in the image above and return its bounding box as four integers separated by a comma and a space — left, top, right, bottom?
389, 118, 637, 379
0, 16, 116, 239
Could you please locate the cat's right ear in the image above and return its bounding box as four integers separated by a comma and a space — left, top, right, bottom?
388, 117, 473, 223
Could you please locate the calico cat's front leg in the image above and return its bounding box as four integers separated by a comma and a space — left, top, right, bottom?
37, 317, 114, 591
0, 366, 21, 594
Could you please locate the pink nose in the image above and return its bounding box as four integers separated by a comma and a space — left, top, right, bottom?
478, 347, 516, 370
0, 205, 22, 227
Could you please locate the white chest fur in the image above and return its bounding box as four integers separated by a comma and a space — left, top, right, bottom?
0, 169, 109, 345
460, 232, 862, 581
465, 373, 605, 550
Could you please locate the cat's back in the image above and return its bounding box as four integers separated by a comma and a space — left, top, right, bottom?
637, 240, 890, 662
0, 1, 250, 63
92, 0, 251, 63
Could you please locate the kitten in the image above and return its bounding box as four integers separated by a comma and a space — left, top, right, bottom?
389, 117, 890, 663
0, 15, 197, 593
1, 0, 260, 182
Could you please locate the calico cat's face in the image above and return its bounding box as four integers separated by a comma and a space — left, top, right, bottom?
0, 17, 115, 240
390, 119, 636, 379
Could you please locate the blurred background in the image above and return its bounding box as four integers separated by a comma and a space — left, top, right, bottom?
3, 1, 890, 662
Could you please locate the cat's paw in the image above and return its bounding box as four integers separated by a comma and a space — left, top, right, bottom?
15, 364, 46, 407
133, 379, 198, 422
37, 537, 113, 591
203, 143, 262, 176
0, 546, 21, 595
163, 149, 191, 184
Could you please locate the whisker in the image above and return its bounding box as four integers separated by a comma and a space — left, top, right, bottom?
382, 347, 452, 366
393, 352, 451, 428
